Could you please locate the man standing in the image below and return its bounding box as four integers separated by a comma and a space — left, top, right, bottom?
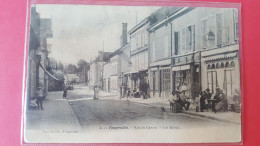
36, 90, 44, 110
63, 88, 67, 99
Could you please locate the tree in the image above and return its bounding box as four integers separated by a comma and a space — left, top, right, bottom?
65, 64, 77, 74
77, 59, 88, 70
76, 59, 90, 83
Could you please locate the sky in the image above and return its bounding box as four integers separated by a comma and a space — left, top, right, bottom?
35, 4, 160, 65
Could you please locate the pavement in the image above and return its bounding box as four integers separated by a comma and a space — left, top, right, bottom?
100, 92, 241, 125
25, 91, 81, 131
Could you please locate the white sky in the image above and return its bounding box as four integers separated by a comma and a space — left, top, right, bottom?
35, 4, 160, 65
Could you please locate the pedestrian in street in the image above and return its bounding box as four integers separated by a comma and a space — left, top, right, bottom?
63, 88, 67, 99
127, 88, 131, 99
36, 90, 44, 110
93, 86, 99, 100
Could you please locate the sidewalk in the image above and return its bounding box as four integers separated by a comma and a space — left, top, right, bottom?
25, 91, 81, 131
108, 94, 241, 125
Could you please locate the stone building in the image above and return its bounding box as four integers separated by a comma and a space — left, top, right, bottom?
147, 7, 183, 98
27, 6, 53, 106
147, 7, 240, 100
102, 23, 131, 95
88, 51, 111, 88
128, 18, 149, 91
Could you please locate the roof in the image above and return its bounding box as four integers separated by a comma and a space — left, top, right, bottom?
128, 7, 183, 35
148, 7, 194, 31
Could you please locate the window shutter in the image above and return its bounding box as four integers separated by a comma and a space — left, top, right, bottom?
153, 42, 156, 62
216, 13, 223, 47
192, 25, 195, 51
181, 28, 186, 54
223, 10, 230, 45
201, 19, 208, 49
186, 27, 190, 52
234, 9, 239, 41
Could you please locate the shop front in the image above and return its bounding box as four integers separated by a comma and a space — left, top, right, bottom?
171, 64, 200, 98
201, 51, 240, 99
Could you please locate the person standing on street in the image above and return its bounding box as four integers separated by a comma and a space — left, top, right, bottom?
36, 90, 44, 110
63, 88, 67, 99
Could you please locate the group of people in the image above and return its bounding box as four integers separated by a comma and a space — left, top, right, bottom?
199, 88, 228, 113
170, 89, 191, 112
170, 82, 229, 113
124, 81, 150, 99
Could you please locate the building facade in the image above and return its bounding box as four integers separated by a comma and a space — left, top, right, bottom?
148, 7, 183, 98
102, 23, 131, 95
88, 51, 111, 88
27, 6, 53, 105
128, 18, 149, 91
148, 7, 240, 101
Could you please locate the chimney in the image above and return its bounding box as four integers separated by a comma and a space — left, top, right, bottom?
120, 23, 127, 47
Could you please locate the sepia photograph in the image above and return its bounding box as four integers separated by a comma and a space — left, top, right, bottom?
24, 4, 241, 143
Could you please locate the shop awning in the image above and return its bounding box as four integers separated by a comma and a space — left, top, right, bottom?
39, 63, 60, 81
172, 65, 190, 71
150, 59, 171, 67
205, 52, 237, 62
150, 67, 158, 71
129, 70, 139, 74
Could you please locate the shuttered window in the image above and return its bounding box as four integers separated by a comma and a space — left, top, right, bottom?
216, 13, 223, 47
201, 19, 208, 49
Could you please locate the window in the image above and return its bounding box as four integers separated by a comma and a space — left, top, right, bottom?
212, 64, 215, 69
225, 62, 230, 68
216, 13, 223, 47
207, 64, 211, 69
145, 33, 148, 45
131, 36, 136, 51
216, 63, 220, 69
224, 69, 235, 97
231, 61, 235, 67
207, 71, 217, 94
201, 19, 208, 48
221, 62, 224, 68
174, 32, 180, 55
234, 9, 239, 41
186, 26, 192, 51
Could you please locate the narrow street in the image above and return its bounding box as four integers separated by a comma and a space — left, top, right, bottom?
25, 85, 241, 143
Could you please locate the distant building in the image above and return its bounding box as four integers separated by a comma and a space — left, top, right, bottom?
64, 74, 80, 85
102, 23, 131, 95
88, 51, 111, 88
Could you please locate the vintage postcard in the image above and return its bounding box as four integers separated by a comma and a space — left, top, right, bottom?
23, 3, 242, 143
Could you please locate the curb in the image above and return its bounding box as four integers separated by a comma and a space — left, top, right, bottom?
127, 100, 241, 125
67, 100, 83, 129
182, 111, 241, 125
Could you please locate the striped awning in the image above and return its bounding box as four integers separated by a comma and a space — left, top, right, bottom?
205, 52, 237, 62
39, 63, 60, 81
